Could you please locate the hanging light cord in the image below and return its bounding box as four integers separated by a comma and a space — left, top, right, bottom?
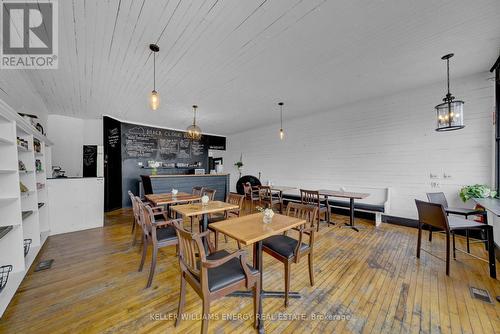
280, 103, 283, 130
446, 57, 450, 96
153, 52, 156, 91
193, 106, 197, 126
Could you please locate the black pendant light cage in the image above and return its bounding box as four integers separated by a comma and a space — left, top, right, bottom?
435, 53, 464, 131
0, 264, 13, 293
186, 105, 202, 140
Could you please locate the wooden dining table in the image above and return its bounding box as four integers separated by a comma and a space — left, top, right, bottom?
210, 212, 307, 333
145, 192, 201, 206
171, 201, 240, 249
318, 189, 369, 232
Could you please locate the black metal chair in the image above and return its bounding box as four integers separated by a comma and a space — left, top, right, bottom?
415, 200, 496, 278
426, 192, 486, 252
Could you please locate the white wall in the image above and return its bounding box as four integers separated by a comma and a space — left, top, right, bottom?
224, 72, 494, 219
47, 115, 102, 177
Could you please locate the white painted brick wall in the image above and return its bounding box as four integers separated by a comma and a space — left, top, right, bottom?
221, 72, 494, 219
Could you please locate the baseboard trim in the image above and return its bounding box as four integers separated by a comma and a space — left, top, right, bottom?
382, 215, 418, 228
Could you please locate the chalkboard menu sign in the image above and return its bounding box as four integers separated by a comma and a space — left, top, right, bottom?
121, 122, 209, 168
83, 145, 97, 177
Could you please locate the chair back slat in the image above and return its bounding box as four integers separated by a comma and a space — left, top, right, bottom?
426, 192, 449, 208
192, 186, 204, 196
300, 189, 321, 207
243, 182, 258, 200
286, 202, 318, 227
128, 191, 140, 222
203, 188, 216, 200
227, 192, 244, 206
173, 221, 205, 277
415, 200, 450, 231
136, 197, 157, 236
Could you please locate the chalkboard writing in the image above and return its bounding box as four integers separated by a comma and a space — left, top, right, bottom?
108, 128, 120, 148
121, 123, 209, 169
83, 145, 97, 177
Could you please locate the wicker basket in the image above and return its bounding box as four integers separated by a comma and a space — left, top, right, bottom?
0, 265, 13, 293
24, 239, 32, 257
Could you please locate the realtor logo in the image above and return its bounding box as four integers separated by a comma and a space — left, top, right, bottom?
1, 0, 58, 69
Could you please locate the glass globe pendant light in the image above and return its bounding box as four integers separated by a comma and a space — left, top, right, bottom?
186, 105, 202, 140
435, 53, 464, 131
278, 102, 285, 140
149, 44, 160, 111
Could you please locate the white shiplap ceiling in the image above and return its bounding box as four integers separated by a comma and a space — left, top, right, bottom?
1, 0, 499, 135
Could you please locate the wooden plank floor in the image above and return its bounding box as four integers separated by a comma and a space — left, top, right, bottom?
0, 209, 499, 333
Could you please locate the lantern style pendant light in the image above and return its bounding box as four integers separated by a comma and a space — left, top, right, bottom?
186, 105, 202, 140
435, 53, 464, 131
149, 44, 160, 111
278, 102, 285, 140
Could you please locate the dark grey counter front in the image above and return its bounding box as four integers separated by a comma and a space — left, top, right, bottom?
141, 174, 230, 202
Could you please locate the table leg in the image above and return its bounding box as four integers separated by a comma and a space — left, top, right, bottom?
486, 226, 496, 279
341, 198, 359, 232
201, 213, 209, 252
255, 241, 264, 333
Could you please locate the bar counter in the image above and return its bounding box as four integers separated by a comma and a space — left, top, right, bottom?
140, 174, 230, 201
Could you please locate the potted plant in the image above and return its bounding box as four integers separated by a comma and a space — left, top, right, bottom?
234, 153, 244, 172
459, 184, 497, 202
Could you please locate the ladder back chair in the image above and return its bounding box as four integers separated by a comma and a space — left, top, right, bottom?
258, 185, 283, 213
243, 182, 260, 213
261, 203, 318, 307
208, 192, 245, 249
300, 189, 329, 231
137, 197, 182, 288
172, 221, 260, 334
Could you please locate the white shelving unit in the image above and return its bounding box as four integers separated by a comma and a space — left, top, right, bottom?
0, 99, 52, 317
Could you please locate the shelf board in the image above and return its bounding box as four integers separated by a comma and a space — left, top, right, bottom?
0, 169, 16, 174
20, 191, 35, 198
17, 145, 31, 152
0, 226, 13, 240
0, 197, 18, 204
19, 170, 34, 174
21, 210, 34, 220
0, 137, 14, 145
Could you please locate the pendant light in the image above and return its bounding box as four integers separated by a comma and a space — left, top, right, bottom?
186, 105, 202, 140
278, 102, 285, 140
149, 44, 160, 111
435, 53, 464, 131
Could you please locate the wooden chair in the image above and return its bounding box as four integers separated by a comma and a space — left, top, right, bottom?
208, 192, 245, 249
172, 221, 260, 334
415, 199, 495, 276
128, 191, 141, 246
426, 192, 486, 252
137, 197, 181, 288
243, 182, 260, 213
262, 203, 318, 307
258, 185, 283, 213
188, 187, 206, 231
300, 189, 329, 232
192, 186, 204, 196
203, 188, 217, 200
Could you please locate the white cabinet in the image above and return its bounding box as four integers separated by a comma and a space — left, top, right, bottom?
47, 177, 104, 235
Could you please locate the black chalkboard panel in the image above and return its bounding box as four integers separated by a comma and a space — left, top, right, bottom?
104, 117, 122, 211
121, 123, 209, 166
207, 135, 226, 150
120, 122, 212, 207
83, 145, 97, 177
